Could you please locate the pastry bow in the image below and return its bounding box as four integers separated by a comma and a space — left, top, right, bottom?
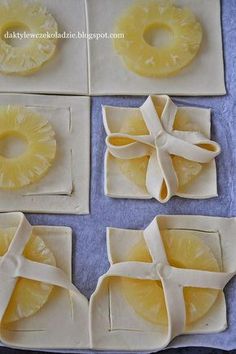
105, 96, 221, 202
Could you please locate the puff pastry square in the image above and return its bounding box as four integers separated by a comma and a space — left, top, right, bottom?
103, 95, 221, 203
0, 212, 89, 349
90, 215, 236, 351
0, 0, 88, 95
87, 0, 225, 96
0, 94, 90, 214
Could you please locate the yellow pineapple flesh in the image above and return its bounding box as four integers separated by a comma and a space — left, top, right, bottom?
0, 0, 58, 75
0, 106, 56, 190
0, 227, 56, 323
114, 1, 203, 77
116, 114, 149, 189
115, 109, 202, 191
121, 229, 220, 326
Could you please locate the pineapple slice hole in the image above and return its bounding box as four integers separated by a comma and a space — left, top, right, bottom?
143, 23, 173, 49
1, 22, 31, 48
0, 106, 56, 190
0, 133, 27, 159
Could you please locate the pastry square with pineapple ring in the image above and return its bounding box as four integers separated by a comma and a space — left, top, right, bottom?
0, 212, 89, 349
103, 95, 220, 203
0, 94, 90, 214
89, 215, 236, 351
87, 0, 225, 96
0, 0, 88, 95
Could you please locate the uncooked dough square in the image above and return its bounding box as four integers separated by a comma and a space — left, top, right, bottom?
89, 216, 236, 351
87, 0, 225, 96
104, 101, 218, 201
108, 228, 225, 334
0, 94, 90, 214
0, 214, 89, 349
0, 0, 88, 95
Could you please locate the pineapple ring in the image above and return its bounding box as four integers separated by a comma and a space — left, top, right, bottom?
0, 0, 58, 75
121, 230, 220, 326
0, 227, 56, 323
0, 106, 56, 190
114, 1, 203, 77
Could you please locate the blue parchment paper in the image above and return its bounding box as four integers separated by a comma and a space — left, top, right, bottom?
25, 0, 236, 352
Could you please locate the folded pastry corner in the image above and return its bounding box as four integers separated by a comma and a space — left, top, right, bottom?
103, 95, 221, 202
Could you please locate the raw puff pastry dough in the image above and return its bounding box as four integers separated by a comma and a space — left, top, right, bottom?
86, 0, 226, 96
0, 0, 88, 95
103, 95, 220, 202
0, 212, 89, 350
0, 94, 90, 214
90, 215, 236, 351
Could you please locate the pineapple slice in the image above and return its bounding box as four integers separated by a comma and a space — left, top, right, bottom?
118, 156, 149, 189
0, 0, 58, 75
173, 110, 201, 132
0, 227, 56, 323
172, 156, 202, 188
114, 1, 203, 77
0, 106, 56, 190
121, 230, 220, 326
116, 113, 149, 188
116, 111, 202, 191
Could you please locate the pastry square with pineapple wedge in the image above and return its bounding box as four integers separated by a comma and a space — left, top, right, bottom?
103, 95, 221, 203
87, 0, 225, 96
90, 215, 236, 351
0, 0, 88, 94
0, 212, 89, 349
0, 94, 90, 214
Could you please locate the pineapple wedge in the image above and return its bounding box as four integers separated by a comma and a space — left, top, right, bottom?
114, 1, 203, 77
0, 106, 56, 190
0, 227, 56, 323
121, 230, 220, 326
0, 0, 58, 75
116, 111, 202, 191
